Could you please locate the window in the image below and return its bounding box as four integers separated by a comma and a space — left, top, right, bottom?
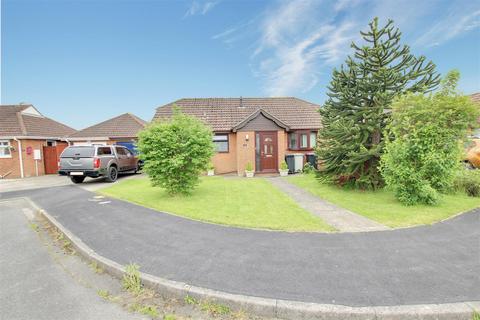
288, 131, 317, 150
310, 132, 317, 148
288, 133, 297, 149
115, 147, 126, 155
97, 147, 112, 155
299, 133, 308, 148
213, 134, 229, 152
124, 149, 133, 157
0, 140, 12, 158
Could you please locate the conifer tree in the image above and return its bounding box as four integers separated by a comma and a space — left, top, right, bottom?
317, 17, 440, 189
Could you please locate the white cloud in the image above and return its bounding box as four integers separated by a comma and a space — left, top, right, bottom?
184, 0, 220, 18
415, 9, 480, 47
251, 0, 356, 96
212, 0, 480, 96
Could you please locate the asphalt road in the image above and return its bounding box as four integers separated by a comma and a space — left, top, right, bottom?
0, 198, 145, 320
1, 185, 479, 307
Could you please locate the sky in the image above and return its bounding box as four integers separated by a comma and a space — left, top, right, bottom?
2, 0, 480, 130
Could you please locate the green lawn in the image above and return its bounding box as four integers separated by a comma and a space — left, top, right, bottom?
287, 174, 480, 228
99, 176, 334, 232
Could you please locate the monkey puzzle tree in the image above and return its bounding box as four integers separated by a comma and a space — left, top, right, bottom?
317, 17, 440, 189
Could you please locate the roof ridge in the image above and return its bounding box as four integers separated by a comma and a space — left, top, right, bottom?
126, 113, 147, 126
16, 111, 28, 135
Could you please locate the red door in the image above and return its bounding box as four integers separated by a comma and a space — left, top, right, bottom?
43, 146, 58, 174
258, 132, 278, 172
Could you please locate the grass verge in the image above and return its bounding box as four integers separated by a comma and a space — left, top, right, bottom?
99, 176, 334, 232
287, 174, 480, 228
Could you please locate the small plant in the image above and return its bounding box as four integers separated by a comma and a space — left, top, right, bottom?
123, 263, 143, 295
454, 169, 480, 197
28, 222, 39, 232
200, 301, 231, 316
97, 289, 110, 300
208, 162, 215, 170
163, 314, 176, 320
62, 240, 71, 249
129, 303, 158, 317
184, 295, 198, 305
303, 162, 314, 174
207, 162, 215, 176
279, 161, 289, 176
89, 261, 104, 274
244, 162, 254, 178
472, 311, 480, 320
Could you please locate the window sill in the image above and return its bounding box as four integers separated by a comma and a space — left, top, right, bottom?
0, 156, 13, 159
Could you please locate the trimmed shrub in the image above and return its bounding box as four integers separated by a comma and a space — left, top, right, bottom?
137, 108, 214, 195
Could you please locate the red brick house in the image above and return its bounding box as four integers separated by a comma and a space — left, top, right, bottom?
153, 97, 321, 175
67, 113, 147, 152
0, 104, 76, 179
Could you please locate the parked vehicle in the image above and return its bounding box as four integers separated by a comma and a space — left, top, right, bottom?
465, 139, 480, 169
58, 145, 142, 183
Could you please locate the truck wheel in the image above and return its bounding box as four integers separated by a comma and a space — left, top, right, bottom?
70, 176, 85, 184
105, 166, 118, 182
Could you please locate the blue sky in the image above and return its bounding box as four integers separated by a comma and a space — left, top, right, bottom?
2, 0, 480, 129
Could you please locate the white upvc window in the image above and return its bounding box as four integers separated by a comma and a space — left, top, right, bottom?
0, 140, 12, 158
213, 134, 229, 153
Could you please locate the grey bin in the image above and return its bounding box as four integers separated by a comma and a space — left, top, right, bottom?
285, 154, 296, 173
293, 154, 304, 172
306, 153, 317, 169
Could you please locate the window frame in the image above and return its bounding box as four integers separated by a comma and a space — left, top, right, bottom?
288, 130, 317, 151
0, 140, 12, 158
213, 134, 229, 153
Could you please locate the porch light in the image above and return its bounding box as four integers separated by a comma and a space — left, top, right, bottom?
245, 134, 249, 141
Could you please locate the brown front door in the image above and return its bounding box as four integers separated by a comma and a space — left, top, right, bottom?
43, 146, 58, 174
258, 132, 278, 172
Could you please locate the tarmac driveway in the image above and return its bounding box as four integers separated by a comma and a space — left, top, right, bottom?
1, 185, 479, 307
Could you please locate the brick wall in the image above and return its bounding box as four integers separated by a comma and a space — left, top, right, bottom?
0, 139, 20, 178
211, 133, 237, 174
235, 131, 255, 176
20, 139, 46, 178
0, 139, 68, 179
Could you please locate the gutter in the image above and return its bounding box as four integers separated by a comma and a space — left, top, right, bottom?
13, 137, 24, 178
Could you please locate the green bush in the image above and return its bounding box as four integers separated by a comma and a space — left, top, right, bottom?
454, 170, 480, 197
138, 108, 214, 195
280, 161, 288, 170
303, 162, 315, 174
380, 71, 479, 205
245, 162, 253, 172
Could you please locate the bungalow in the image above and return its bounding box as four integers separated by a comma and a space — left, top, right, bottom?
0, 104, 76, 179
68, 113, 147, 152
153, 97, 321, 175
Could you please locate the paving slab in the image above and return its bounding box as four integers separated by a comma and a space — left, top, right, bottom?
267, 177, 389, 232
